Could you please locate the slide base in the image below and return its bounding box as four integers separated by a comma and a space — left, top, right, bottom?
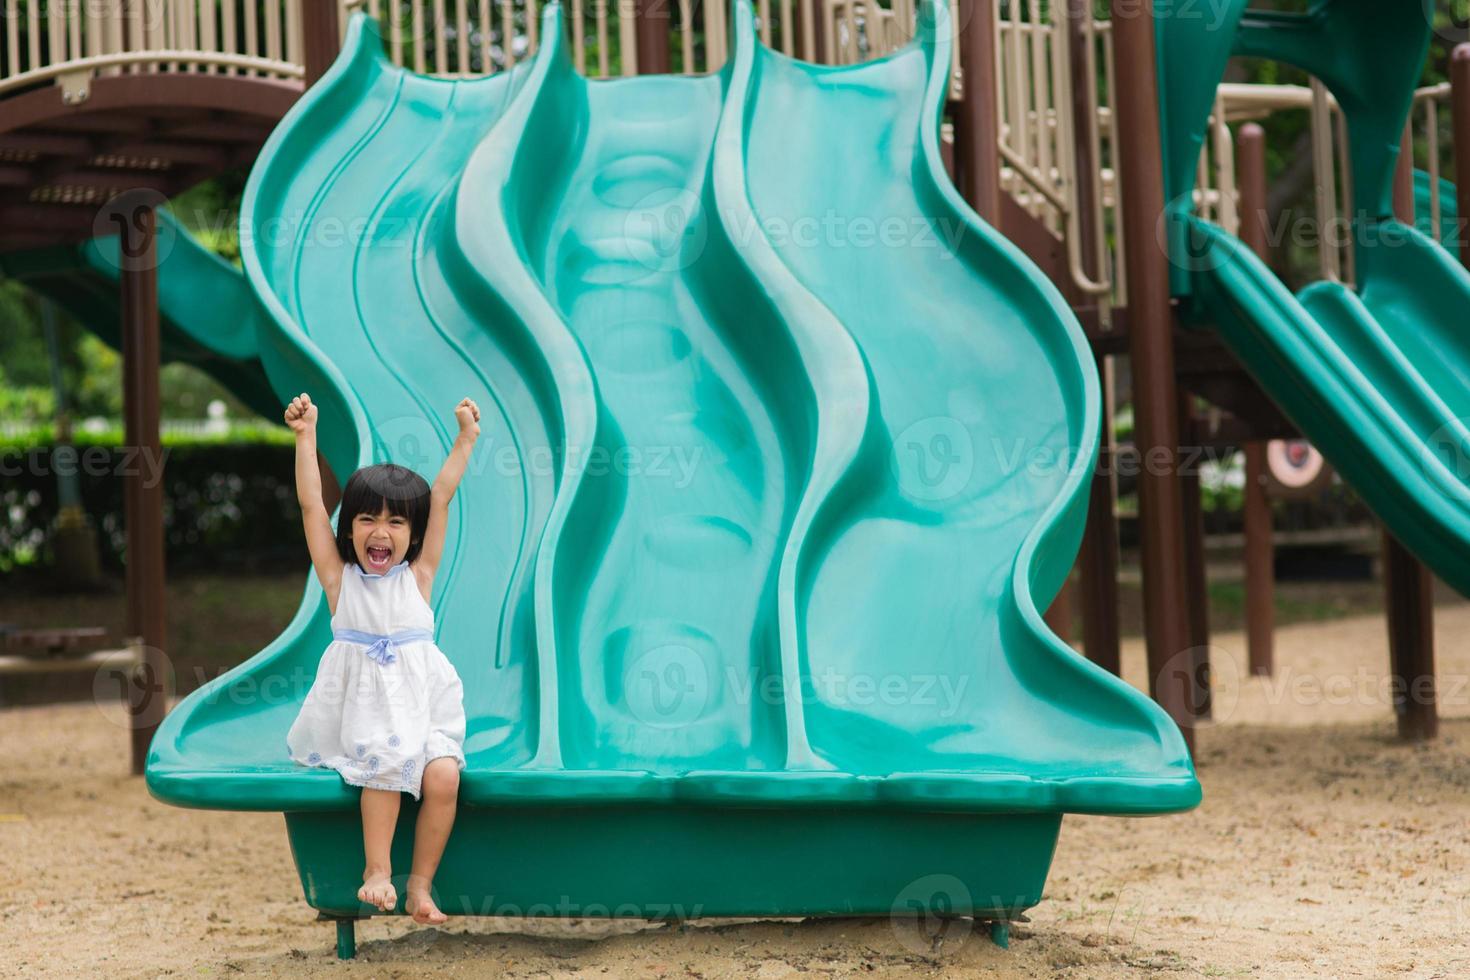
284, 804, 1061, 918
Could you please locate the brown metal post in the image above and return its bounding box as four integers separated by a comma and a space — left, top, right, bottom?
302, 0, 343, 87
1080, 369, 1122, 674
1178, 395, 1211, 717
1453, 44, 1470, 266
1238, 124, 1270, 256
634, 0, 671, 74
1043, 576, 1075, 646
1392, 126, 1415, 222
1108, 0, 1195, 746
318, 451, 343, 514
1243, 443, 1275, 675
1381, 125, 1437, 740
954, 0, 1002, 225
1067, 0, 1120, 674
1237, 122, 1275, 676
1384, 534, 1436, 740
120, 203, 167, 775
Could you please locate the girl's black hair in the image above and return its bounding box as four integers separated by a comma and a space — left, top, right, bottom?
335, 463, 432, 568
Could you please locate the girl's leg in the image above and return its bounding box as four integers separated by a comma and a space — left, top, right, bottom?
358, 787, 401, 911
405, 758, 460, 924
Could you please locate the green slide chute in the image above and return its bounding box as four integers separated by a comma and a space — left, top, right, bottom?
138, 0, 1196, 918
1158, 0, 1470, 596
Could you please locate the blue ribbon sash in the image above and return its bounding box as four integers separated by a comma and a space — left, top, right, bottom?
332, 627, 433, 666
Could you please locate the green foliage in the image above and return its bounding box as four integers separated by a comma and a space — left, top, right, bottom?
170, 174, 248, 267
0, 439, 302, 575
0, 423, 292, 450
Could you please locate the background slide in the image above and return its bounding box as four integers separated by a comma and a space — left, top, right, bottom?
1155, 0, 1470, 597
0, 210, 281, 422
138, 0, 1196, 917
1187, 214, 1470, 595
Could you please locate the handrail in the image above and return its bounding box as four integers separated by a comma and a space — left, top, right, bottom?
9, 3, 1454, 309
996, 1, 1112, 298
1, 0, 304, 98
0, 50, 302, 98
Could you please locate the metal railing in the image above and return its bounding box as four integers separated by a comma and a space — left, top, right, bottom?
995, 2, 1117, 301
1193, 78, 1452, 288
341, 0, 931, 77
0, 2, 935, 92
0, 0, 305, 100
1411, 79, 1452, 241
7, 3, 1456, 308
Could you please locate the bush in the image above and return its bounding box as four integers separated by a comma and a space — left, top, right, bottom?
0, 434, 305, 576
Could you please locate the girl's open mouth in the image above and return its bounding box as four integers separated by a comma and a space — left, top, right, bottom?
365, 545, 393, 570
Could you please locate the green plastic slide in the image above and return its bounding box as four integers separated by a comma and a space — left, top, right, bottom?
143, 0, 1197, 920
1157, 0, 1470, 596
0, 210, 280, 422
1187, 218, 1470, 594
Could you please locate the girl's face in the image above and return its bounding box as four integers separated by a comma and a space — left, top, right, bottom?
352, 507, 412, 573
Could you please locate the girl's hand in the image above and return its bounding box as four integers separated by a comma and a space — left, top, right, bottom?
284, 393, 318, 434
454, 397, 481, 438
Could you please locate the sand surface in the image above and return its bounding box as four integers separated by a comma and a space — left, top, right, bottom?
4, 608, 1470, 978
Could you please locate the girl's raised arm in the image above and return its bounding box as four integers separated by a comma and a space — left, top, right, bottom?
414, 397, 481, 600
285, 393, 345, 611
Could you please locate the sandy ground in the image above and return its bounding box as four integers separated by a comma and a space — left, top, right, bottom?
5, 607, 1470, 978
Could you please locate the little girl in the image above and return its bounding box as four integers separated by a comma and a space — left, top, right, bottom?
282, 391, 480, 925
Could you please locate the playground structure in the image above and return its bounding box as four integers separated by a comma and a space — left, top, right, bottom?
3, 0, 1469, 956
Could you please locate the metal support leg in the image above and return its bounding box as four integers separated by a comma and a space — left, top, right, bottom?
335, 918, 357, 960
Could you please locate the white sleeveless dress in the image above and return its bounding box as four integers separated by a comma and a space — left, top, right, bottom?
287, 560, 466, 800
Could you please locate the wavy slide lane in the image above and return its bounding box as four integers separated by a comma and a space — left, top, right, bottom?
148, 18, 549, 809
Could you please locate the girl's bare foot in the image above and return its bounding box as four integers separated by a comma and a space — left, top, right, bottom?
405, 888, 447, 924
358, 867, 396, 912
